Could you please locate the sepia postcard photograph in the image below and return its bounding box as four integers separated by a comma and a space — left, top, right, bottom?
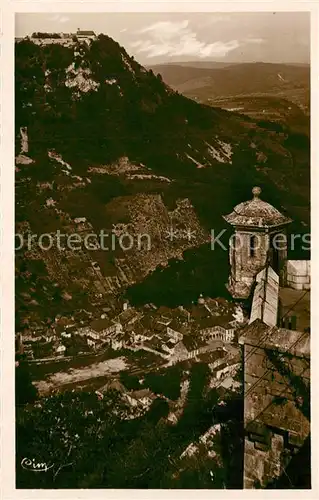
4, 4, 315, 495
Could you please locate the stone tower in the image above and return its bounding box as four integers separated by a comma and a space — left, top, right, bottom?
223, 187, 292, 299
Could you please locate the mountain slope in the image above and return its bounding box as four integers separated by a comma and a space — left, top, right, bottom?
15, 35, 310, 328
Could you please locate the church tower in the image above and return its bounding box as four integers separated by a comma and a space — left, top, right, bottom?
223, 187, 292, 299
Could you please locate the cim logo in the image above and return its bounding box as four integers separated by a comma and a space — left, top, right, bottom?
21, 457, 54, 472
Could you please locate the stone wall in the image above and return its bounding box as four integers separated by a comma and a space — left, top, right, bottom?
240, 320, 310, 488
286, 260, 310, 291
249, 266, 279, 327
30, 38, 74, 46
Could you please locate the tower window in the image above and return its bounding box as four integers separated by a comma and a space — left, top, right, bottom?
250, 235, 257, 257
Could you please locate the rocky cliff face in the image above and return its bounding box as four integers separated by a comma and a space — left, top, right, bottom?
15, 35, 310, 328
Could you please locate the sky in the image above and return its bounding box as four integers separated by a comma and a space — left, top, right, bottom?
15, 12, 310, 65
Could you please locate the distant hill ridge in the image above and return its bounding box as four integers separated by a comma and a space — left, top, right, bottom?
146, 61, 309, 97
148, 61, 310, 69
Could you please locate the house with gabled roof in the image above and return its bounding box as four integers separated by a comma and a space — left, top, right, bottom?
76, 29, 96, 40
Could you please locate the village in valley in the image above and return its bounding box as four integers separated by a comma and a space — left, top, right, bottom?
16, 294, 243, 397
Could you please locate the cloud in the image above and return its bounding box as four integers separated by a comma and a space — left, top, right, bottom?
139, 20, 190, 38
245, 37, 264, 44
50, 14, 69, 24
132, 20, 240, 59
201, 15, 232, 26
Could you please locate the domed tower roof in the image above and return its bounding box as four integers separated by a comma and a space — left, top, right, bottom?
223, 187, 292, 229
